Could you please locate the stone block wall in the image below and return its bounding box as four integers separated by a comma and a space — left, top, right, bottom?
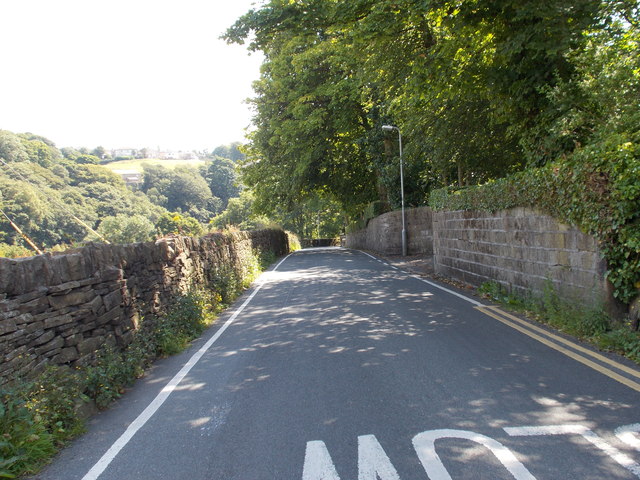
344, 206, 433, 255
0, 229, 290, 384
432, 207, 607, 301
346, 206, 608, 305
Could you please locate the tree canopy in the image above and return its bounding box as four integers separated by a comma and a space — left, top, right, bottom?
225, 0, 638, 222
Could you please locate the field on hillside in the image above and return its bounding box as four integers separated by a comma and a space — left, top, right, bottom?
103, 158, 206, 173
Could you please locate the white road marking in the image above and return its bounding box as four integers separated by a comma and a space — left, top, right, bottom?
355, 249, 482, 306
302, 441, 341, 480
616, 424, 640, 451
358, 435, 401, 480
303, 435, 401, 480
414, 277, 482, 306
412, 429, 537, 480
360, 251, 378, 261
81, 255, 291, 480
505, 424, 640, 477
304, 423, 640, 479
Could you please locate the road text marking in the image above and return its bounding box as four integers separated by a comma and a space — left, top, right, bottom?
505, 424, 640, 477
305, 423, 640, 479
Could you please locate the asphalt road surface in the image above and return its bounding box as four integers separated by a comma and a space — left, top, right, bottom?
33, 247, 640, 480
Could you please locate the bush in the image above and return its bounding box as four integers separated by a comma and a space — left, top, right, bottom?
286, 231, 302, 252
0, 243, 34, 259
0, 366, 86, 478
0, 387, 56, 478
155, 290, 217, 357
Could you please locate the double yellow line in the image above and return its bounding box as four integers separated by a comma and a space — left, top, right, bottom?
476, 305, 640, 393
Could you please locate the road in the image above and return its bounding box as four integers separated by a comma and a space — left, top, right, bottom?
33, 248, 640, 479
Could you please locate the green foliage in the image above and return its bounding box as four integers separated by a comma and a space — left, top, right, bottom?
156, 212, 204, 237
141, 164, 221, 222
0, 366, 85, 478
83, 289, 219, 408
154, 290, 218, 356
287, 232, 302, 252
210, 190, 274, 232
0, 243, 33, 259
22, 367, 85, 443
257, 249, 277, 270
83, 327, 160, 410
225, 0, 637, 242
94, 214, 157, 244
211, 142, 245, 162
0, 130, 29, 163
430, 145, 640, 303
83, 346, 134, 409
429, 13, 640, 302
596, 327, 640, 364
200, 156, 242, 209
0, 134, 171, 250
346, 201, 391, 233
0, 386, 55, 478
210, 263, 243, 306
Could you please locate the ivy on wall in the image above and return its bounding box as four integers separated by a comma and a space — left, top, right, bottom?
429, 143, 640, 304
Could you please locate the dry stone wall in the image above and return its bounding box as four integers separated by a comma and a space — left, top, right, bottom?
346, 206, 609, 306
0, 229, 290, 385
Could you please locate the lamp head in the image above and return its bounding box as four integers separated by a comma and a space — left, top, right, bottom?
381, 125, 396, 132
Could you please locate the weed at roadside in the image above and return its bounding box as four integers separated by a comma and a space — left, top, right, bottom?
478, 280, 640, 364
0, 366, 86, 478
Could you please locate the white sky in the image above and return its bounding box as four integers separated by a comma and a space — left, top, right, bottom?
0, 0, 264, 152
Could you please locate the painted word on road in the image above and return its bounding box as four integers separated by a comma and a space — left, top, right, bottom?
303, 423, 640, 480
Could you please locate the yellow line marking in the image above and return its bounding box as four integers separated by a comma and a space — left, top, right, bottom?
484, 305, 640, 380
475, 305, 640, 393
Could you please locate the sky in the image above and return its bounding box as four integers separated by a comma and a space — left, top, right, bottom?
0, 0, 264, 152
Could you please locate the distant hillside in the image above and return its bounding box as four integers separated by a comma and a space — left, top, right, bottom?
103, 158, 206, 173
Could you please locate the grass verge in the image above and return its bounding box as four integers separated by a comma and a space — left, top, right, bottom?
478, 280, 640, 364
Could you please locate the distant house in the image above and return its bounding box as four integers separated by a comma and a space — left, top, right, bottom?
113, 169, 143, 188
180, 151, 200, 160
158, 151, 177, 160
112, 148, 136, 158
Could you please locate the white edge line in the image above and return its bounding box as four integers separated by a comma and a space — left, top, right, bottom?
417, 277, 482, 306
360, 251, 378, 261
82, 254, 291, 480
355, 249, 482, 307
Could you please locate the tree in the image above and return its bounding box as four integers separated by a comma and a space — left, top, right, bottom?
0, 129, 177, 250
0, 130, 29, 163
201, 156, 241, 208
225, 0, 613, 228
225, 1, 380, 217
141, 164, 221, 222
156, 212, 203, 237
210, 190, 272, 231
92, 146, 108, 160
211, 142, 245, 162
94, 214, 156, 244
18, 134, 61, 167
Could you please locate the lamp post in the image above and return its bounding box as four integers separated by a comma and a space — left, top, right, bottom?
381, 124, 407, 256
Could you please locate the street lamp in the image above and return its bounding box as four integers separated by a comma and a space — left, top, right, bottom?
381, 124, 407, 256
